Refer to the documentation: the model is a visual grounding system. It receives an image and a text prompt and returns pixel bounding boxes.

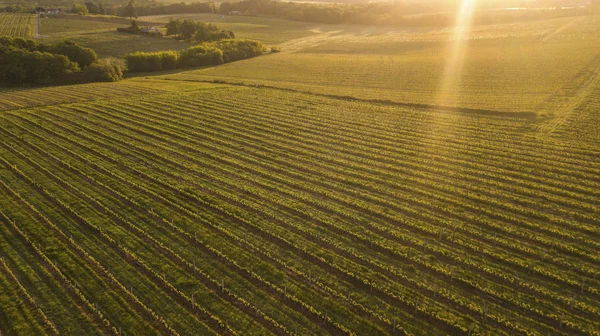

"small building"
[141,27,159,34]
[35,8,61,14]
[229,11,243,16]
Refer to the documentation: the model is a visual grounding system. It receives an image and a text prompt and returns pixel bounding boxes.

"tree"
[179,19,199,40]
[219,2,232,14]
[165,18,181,35]
[43,41,98,68]
[71,4,89,15]
[123,0,137,19]
[98,3,106,14]
[85,2,99,14]
[130,19,140,32]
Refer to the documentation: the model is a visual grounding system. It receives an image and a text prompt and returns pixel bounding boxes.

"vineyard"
[0,82,168,111]
[170,15,600,113]
[0,84,599,335]
[0,13,34,38]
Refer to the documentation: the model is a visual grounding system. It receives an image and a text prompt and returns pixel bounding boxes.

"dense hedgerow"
[166,19,234,42]
[125,39,265,72]
[0,37,123,86]
[124,51,180,72]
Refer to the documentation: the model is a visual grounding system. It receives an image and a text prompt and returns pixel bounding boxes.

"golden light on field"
[436,0,477,107]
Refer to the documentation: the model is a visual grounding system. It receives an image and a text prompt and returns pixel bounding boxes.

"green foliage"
[0,45,79,85]
[125,50,180,72]
[0,36,37,51]
[84,2,100,14]
[213,39,265,62]
[178,45,223,68]
[122,0,137,19]
[270,45,280,53]
[125,39,264,72]
[165,18,180,36]
[71,4,89,16]
[0,37,110,86]
[42,40,98,69]
[82,58,124,82]
[179,19,198,40]
[166,18,235,42]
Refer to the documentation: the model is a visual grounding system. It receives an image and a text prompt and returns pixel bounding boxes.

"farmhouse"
[229,11,243,15]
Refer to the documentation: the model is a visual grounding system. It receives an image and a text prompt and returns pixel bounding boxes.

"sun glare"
[436,0,477,108]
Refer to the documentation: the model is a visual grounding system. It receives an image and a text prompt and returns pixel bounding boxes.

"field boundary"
[158,77,538,118]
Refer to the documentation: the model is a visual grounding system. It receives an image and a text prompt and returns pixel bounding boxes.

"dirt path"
[278,30,343,53]
[541,17,582,42]
[33,14,40,38]
[536,54,600,135]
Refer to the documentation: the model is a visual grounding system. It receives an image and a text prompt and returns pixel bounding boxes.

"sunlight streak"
[436,0,477,107]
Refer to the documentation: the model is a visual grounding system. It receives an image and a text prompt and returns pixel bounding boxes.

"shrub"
[270,45,281,53]
[71,4,89,15]
[125,39,265,73]
[178,45,223,68]
[125,51,180,72]
[214,39,265,62]
[83,58,124,82]
[160,51,179,69]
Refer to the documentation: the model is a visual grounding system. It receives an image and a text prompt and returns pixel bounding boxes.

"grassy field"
[144,13,326,45]
[1,10,600,336]
[0,13,34,37]
[37,15,192,58]
[36,13,318,57]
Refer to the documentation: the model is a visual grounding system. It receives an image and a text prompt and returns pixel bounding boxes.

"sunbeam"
[436,0,477,107]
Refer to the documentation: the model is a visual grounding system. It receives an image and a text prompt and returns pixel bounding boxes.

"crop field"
[0,82,171,111]
[168,16,600,113]
[0,81,599,335]
[36,14,316,57]
[1,8,600,336]
[0,13,34,38]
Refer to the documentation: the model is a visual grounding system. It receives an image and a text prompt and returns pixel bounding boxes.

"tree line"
[165,19,234,41]
[125,39,264,72]
[217,0,592,26]
[0,37,123,86]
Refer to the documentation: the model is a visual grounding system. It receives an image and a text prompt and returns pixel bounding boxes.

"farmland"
[169,16,600,113]
[0,13,34,37]
[1,7,600,336]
